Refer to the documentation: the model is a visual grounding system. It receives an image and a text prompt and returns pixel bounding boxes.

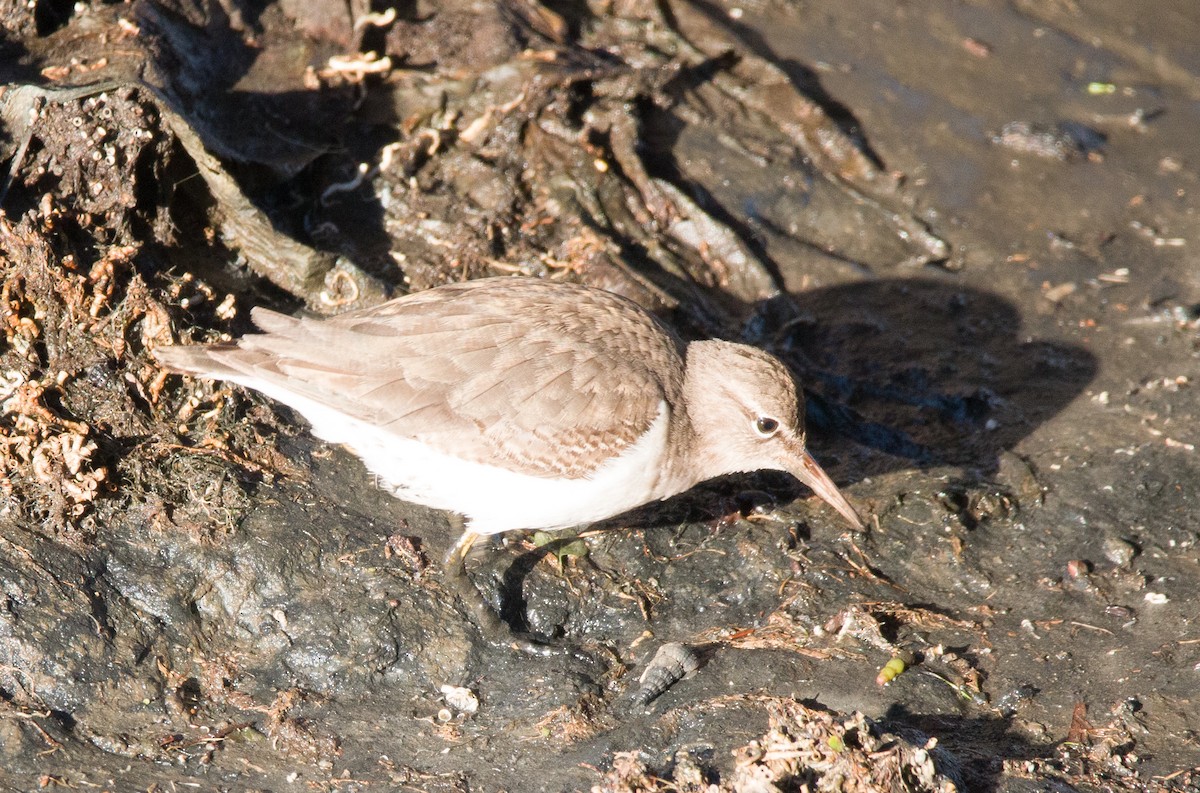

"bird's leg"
[443,520,558,656]
[443,528,501,634]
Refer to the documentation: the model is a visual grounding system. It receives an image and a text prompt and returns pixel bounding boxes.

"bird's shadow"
[611,275,1096,512]
[768,277,1096,478]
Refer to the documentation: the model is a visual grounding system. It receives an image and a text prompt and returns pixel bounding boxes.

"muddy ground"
[0,1,1198,791]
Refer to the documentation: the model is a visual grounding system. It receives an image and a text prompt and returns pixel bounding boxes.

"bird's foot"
[443,530,568,657]
[449,574,563,656]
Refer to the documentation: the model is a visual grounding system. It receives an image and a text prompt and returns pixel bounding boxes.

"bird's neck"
[655,407,701,495]
[657,366,732,496]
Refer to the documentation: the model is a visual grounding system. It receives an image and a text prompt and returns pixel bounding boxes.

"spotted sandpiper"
[155,277,862,643]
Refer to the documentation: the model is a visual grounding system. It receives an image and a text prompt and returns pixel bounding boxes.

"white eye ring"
[754,416,780,437]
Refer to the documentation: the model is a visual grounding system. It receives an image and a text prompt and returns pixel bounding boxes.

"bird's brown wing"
[156,279,686,478]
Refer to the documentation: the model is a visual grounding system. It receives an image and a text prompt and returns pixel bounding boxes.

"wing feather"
[156,279,685,478]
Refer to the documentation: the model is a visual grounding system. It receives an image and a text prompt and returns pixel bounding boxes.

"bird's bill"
[786,446,863,529]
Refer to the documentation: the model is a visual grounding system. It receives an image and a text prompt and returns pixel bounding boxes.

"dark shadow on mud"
[592,278,1093,527]
[671,0,889,171]
[0,32,39,85]
[133,0,399,289]
[496,538,549,635]
[882,706,1056,792]
[780,278,1097,475]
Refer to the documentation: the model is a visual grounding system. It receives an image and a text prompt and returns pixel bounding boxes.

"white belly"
[353,404,672,534]
[242,378,674,534]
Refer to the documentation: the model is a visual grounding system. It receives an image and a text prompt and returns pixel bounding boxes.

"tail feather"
[152,309,387,424]
[153,342,289,383]
[152,344,245,380]
[248,306,305,337]
[155,308,333,380]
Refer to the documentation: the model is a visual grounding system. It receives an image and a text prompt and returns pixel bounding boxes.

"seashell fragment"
[439,684,480,714]
[633,642,700,705]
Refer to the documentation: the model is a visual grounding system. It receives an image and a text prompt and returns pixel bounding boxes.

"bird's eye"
[754,417,780,436]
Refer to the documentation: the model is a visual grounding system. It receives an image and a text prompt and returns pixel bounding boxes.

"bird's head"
[683,340,862,529]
